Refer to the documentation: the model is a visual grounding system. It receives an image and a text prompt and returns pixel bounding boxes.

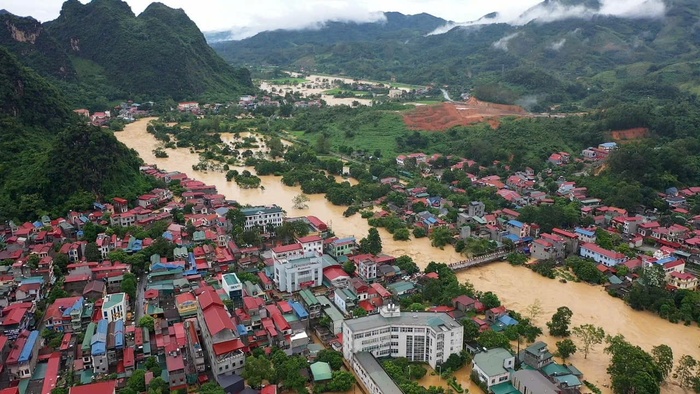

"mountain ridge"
[0,0,253,106]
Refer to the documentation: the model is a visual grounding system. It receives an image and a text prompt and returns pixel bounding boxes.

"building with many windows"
[101,293,127,322]
[240,205,285,231]
[273,255,323,293]
[342,304,463,369]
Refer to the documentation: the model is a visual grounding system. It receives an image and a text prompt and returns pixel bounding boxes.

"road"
[440,88,454,102]
[134,274,148,322]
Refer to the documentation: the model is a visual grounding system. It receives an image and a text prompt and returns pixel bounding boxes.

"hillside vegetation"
[0,0,254,107]
[212,0,700,110]
[0,47,153,221]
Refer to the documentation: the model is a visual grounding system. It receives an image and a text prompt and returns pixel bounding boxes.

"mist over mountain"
[211,0,699,109]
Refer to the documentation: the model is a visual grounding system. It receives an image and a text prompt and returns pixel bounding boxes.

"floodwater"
[118,118,698,394]
[118,118,460,264]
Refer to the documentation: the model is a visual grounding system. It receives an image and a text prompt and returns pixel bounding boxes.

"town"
[1,93,699,394]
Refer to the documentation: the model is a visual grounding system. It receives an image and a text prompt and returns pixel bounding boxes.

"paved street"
[134,274,148,322]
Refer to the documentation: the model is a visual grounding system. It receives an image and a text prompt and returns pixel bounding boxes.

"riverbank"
[116,117,698,393]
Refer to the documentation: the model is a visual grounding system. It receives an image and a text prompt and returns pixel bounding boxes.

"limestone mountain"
[211,0,698,108]
[0,47,152,221]
[0,0,253,105]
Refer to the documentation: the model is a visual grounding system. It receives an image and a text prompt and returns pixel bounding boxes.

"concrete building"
[579,243,628,267]
[101,293,127,322]
[240,205,285,231]
[351,352,402,394]
[472,348,515,389]
[221,273,243,309]
[196,288,246,380]
[512,369,560,394]
[273,255,323,293]
[342,304,463,369]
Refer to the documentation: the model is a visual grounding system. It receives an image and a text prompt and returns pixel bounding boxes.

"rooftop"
[103,293,125,310]
[343,311,460,333]
[353,352,401,393]
[473,348,513,377]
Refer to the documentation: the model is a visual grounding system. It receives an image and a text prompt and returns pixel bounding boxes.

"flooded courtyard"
[117,118,698,393]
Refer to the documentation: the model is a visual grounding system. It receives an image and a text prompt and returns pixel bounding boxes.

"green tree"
[122,272,137,300]
[556,339,577,362]
[139,315,155,332]
[461,319,481,343]
[127,370,147,393]
[359,227,382,255]
[342,261,356,276]
[241,355,272,388]
[675,355,698,389]
[525,299,543,321]
[352,307,368,317]
[507,252,527,266]
[316,350,344,370]
[147,377,168,394]
[429,226,453,248]
[547,306,573,337]
[199,382,225,394]
[605,335,663,394]
[292,194,310,209]
[572,324,605,359]
[650,344,673,382]
[393,227,410,241]
[396,255,420,275]
[477,330,511,350]
[84,242,101,261]
[412,227,427,238]
[480,292,501,309]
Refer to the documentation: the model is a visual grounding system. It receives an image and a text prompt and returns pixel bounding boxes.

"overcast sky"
[3,0,666,40]
[3,0,542,35]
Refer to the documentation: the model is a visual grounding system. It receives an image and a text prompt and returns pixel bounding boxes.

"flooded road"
[118,118,697,393]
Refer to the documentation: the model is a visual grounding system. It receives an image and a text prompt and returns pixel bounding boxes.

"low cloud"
[549,38,567,51]
[430,0,666,36]
[492,32,521,51]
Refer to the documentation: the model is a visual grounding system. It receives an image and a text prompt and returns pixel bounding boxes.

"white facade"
[274,256,323,293]
[298,236,323,256]
[472,348,516,388]
[101,293,127,323]
[241,206,285,231]
[342,305,463,369]
[358,259,377,281]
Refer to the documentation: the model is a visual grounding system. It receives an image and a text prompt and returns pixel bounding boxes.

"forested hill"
[0,0,253,107]
[209,12,448,67]
[0,47,152,221]
[211,0,700,109]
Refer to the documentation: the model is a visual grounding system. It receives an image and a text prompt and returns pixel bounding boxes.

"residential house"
[101,293,127,322]
[511,369,560,394]
[452,295,477,312]
[669,272,698,291]
[472,348,515,389]
[522,341,554,369]
[325,237,357,258]
[579,243,628,267]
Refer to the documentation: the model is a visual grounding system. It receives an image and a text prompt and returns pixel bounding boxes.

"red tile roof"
[42,353,61,394]
[198,289,224,310]
[212,338,246,356]
[69,380,116,394]
[272,243,302,254]
[165,343,185,372]
[297,235,322,243]
[123,347,135,368]
[203,306,235,336]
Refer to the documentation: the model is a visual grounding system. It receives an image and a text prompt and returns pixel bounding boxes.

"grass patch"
[266,77,308,85]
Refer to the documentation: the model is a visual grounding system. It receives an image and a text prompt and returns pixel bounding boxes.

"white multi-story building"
[274,255,323,293]
[357,258,377,281]
[342,304,463,369]
[240,205,285,231]
[221,273,243,308]
[101,293,127,322]
[297,235,323,256]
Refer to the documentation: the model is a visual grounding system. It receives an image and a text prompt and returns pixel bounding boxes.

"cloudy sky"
[3,0,666,40]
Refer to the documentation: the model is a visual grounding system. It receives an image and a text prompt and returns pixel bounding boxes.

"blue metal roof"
[63,297,85,317]
[289,300,309,319]
[237,324,248,336]
[19,331,39,363]
[575,228,595,237]
[33,221,43,228]
[498,315,518,326]
[507,220,524,228]
[183,269,199,276]
[162,231,174,240]
[188,252,196,265]
[655,257,676,265]
[20,277,44,285]
[504,234,520,242]
[94,202,106,211]
[114,320,124,349]
[91,319,108,356]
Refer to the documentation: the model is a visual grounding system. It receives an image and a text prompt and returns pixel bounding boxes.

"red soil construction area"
[403,98,529,131]
[610,127,650,142]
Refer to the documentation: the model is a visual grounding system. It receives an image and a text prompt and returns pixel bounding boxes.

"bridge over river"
[448,250,509,271]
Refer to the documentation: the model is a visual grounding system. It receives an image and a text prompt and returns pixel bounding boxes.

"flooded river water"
[117,118,697,393]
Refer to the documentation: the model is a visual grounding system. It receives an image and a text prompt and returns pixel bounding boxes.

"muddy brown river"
[117,118,696,393]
